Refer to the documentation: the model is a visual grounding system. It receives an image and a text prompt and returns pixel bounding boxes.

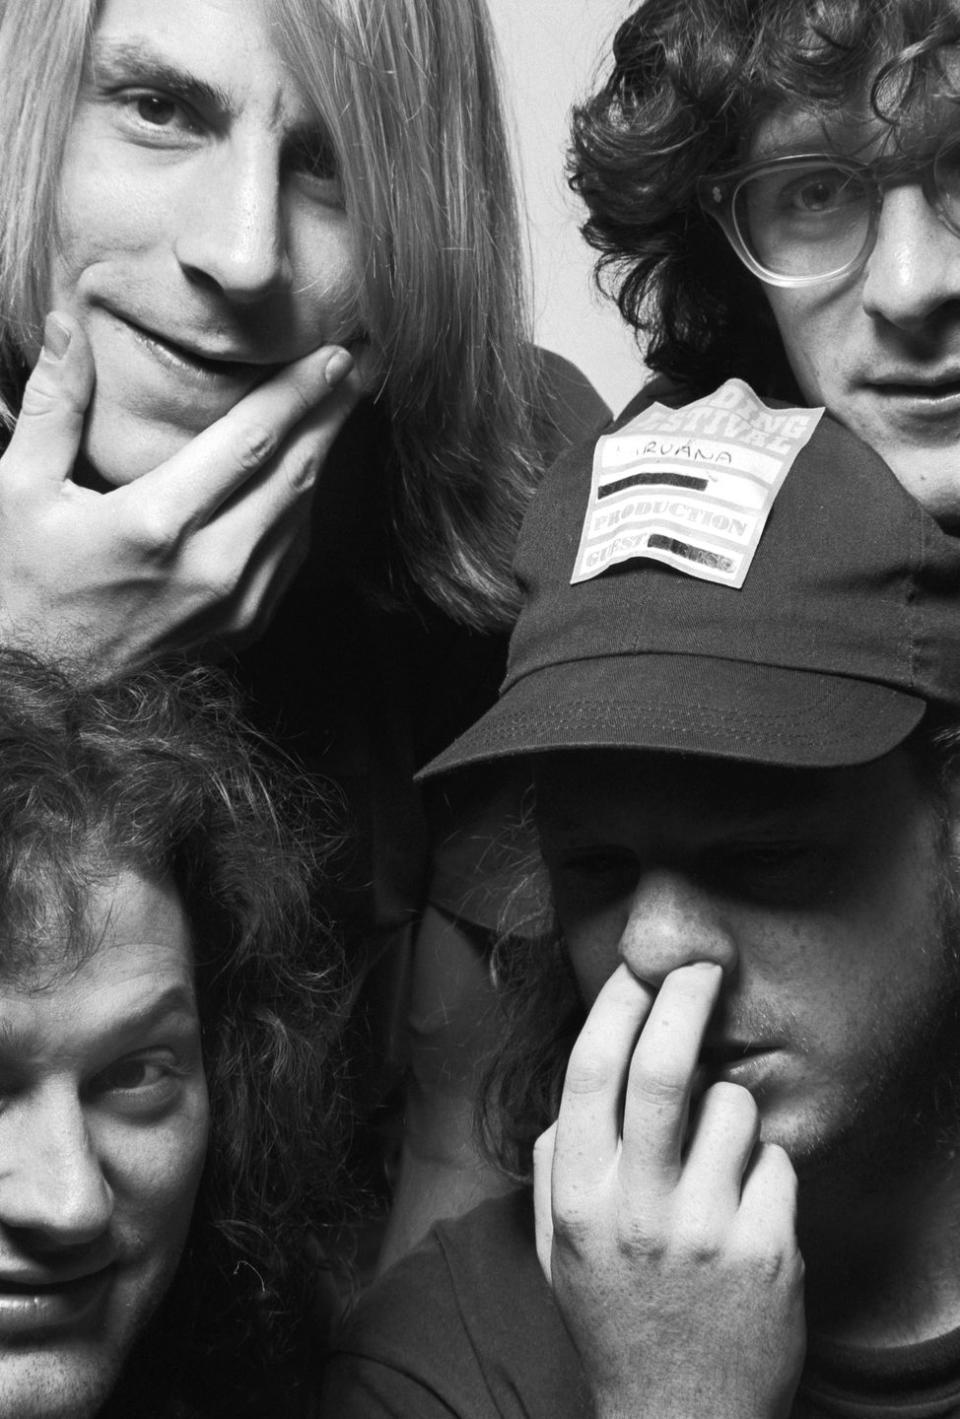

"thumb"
[3,312,94,489]
[533,1120,559,1285]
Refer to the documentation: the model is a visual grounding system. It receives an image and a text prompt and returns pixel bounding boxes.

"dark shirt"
[323,1191,960,1419]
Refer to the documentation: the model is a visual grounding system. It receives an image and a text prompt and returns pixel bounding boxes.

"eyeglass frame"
[696,138,960,289]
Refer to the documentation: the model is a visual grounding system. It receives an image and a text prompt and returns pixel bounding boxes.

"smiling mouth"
[124,318,262,381]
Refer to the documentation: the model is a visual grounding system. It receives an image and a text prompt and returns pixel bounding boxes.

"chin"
[0,1351,120,1419]
[81,409,203,488]
[877,446,960,530]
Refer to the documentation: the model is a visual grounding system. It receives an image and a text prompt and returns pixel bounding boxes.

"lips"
[126,319,259,376]
[699,1041,768,1068]
[0,1267,113,1337]
[866,371,960,400]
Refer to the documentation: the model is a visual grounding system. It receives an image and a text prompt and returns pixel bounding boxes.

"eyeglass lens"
[733,140,960,280]
[733,162,871,280]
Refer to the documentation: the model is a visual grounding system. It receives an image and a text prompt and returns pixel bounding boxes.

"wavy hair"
[570,0,960,394]
[0,649,346,1417]
[0,0,546,631]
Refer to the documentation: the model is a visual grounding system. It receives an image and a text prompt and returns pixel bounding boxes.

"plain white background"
[486,0,649,415]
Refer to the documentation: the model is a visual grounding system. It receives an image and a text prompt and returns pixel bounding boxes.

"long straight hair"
[0,0,546,627]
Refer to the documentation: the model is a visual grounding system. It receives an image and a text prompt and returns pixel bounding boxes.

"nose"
[173,140,291,302]
[0,1087,113,1246]
[861,183,960,330]
[618,868,738,990]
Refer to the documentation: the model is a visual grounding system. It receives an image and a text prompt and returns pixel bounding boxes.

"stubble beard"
[790,853,960,1199]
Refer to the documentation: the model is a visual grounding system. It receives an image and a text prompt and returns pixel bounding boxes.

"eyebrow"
[85,36,335,151]
[86,38,236,118]
[0,983,199,1061]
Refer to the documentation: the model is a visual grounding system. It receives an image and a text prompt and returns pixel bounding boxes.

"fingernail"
[42,314,71,360]
[324,348,354,389]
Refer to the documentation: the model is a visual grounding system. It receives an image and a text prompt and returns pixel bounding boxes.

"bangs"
[732,0,960,150]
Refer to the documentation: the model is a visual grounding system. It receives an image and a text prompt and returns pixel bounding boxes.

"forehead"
[747,70,960,164]
[747,101,882,162]
[88,0,316,127]
[0,868,194,1004]
[533,748,922,844]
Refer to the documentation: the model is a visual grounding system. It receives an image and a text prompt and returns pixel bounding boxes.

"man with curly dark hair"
[0,649,345,1419]
[571,0,960,523]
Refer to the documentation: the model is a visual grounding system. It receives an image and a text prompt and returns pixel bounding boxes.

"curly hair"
[570,0,960,394]
[0,649,347,1417]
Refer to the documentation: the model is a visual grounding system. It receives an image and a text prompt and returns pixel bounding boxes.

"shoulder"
[540,370,692,490]
[532,348,611,461]
[321,1191,590,1419]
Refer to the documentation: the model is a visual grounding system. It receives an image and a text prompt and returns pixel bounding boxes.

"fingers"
[739,1142,799,1250]
[681,1081,761,1215]
[141,342,361,529]
[533,1121,558,1284]
[2,312,94,491]
[621,961,723,1190]
[554,964,656,1177]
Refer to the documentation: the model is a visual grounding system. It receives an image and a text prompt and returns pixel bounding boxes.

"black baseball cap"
[421,398,960,777]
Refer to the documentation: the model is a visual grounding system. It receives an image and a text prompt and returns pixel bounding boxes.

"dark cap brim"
[417,655,927,780]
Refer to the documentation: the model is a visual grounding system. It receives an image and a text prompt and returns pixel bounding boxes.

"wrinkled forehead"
[0,855,190,994]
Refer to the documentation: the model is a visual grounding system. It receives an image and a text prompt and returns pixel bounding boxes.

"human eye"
[114,90,203,144]
[548,845,638,898]
[286,130,344,205]
[776,165,862,215]
[715,840,827,902]
[89,1052,184,1116]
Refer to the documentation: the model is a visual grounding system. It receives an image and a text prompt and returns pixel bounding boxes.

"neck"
[800,1143,960,1348]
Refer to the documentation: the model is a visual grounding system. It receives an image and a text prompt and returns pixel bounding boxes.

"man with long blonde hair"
[0,0,607,1260]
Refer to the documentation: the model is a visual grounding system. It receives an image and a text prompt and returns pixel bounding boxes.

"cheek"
[55,136,158,292]
[117,1086,210,1248]
[288,214,362,342]
[763,289,840,403]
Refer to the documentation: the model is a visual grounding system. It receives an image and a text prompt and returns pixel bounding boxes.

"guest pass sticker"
[571,380,824,588]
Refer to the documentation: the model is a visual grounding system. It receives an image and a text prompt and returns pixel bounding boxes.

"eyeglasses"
[697,136,960,287]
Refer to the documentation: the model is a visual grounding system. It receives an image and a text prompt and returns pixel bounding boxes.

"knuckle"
[632,1064,688,1110]
[563,1053,621,1098]
[670,1216,722,1264]
[235,421,281,474]
[550,1201,596,1255]
[124,506,182,559]
[619,1220,668,1262]
[734,1241,796,1288]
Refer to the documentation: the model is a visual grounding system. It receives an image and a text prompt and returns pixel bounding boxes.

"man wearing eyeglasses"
[323,4,960,1416]
[571,0,960,528]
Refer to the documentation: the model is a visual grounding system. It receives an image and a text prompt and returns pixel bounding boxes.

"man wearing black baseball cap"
[324,386,960,1419]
